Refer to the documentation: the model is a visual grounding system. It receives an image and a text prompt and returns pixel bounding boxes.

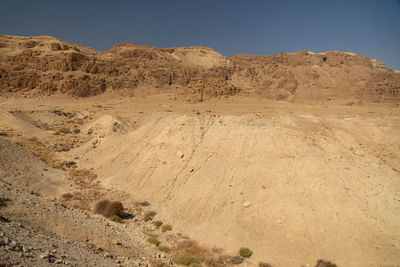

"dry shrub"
[175,240,208,263]
[61,193,73,199]
[153,220,163,227]
[105,201,124,217]
[110,215,123,223]
[259,262,273,267]
[28,136,38,142]
[161,224,172,232]
[144,210,157,221]
[158,245,170,253]
[56,127,71,134]
[147,236,160,246]
[174,254,199,266]
[315,259,337,267]
[94,199,110,214]
[94,199,124,218]
[69,168,98,188]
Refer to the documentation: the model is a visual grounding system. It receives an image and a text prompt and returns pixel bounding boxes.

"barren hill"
[1,93,399,266]
[1,35,399,102]
[1,35,400,267]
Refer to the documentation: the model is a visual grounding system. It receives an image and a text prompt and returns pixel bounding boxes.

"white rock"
[242,201,251,208]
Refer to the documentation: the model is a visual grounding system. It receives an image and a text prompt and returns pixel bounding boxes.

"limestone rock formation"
[0,35,399,102]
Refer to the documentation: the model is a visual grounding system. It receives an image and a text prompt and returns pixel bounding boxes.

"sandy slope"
[0,94,399,266]
[69,101,400,266]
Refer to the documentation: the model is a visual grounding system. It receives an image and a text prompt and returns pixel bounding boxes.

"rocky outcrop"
[0,35,399,102]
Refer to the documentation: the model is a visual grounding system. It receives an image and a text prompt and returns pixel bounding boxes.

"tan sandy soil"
[0,93,399,266]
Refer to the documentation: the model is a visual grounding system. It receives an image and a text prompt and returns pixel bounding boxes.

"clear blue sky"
[1,0,400,69]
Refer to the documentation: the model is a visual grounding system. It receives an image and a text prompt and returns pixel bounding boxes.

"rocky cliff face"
[1,35,399,102]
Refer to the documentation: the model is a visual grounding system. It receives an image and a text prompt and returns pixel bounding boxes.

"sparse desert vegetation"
[315,259,338,267]
[144,210,157,221]
[94,199,124,218]
[147,236,160,246]
[153,220,163,227]
[28,136,38,142]
[259,262,273,267]
[239,247,253,258]
[157,245,170,253]
[110,214,123,223]
[160,224,172,232]
[174,254,200,266]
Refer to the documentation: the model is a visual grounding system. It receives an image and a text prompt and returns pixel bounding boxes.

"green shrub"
[57,161,67,169]
[315,259,337,267]
[239,247,253,258]
[147,236,159,246]
[28,136,38,142]
[157,245,170,253]
[144,210,157,221]
[153,220,163,227]
[174,255,199,266]
[110,215,123,223]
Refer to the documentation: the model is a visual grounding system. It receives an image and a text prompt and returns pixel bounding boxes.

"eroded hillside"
[0,94,399,266]
[1,35,400,267]
[0,35,399,102]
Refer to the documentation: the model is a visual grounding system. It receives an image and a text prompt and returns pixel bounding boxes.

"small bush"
[147,236,159,246]
[56,127,71,134]
[62,193,73,199]
[104,201,124,217]
[157,245,170,253]
[174,255,199,266]
[110,215,123,223]
[28,136,38,142]
[94,200,124,218]
[94,199,110,214]
[259,262,273,267]
[65,161,77,168]
[153,220,163,227]
[144,210,157,221]
[315,259,337,267]
[161,224,172,232]
[57,161,67,169]
[239,247,253,258]
[0,132,8,137]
